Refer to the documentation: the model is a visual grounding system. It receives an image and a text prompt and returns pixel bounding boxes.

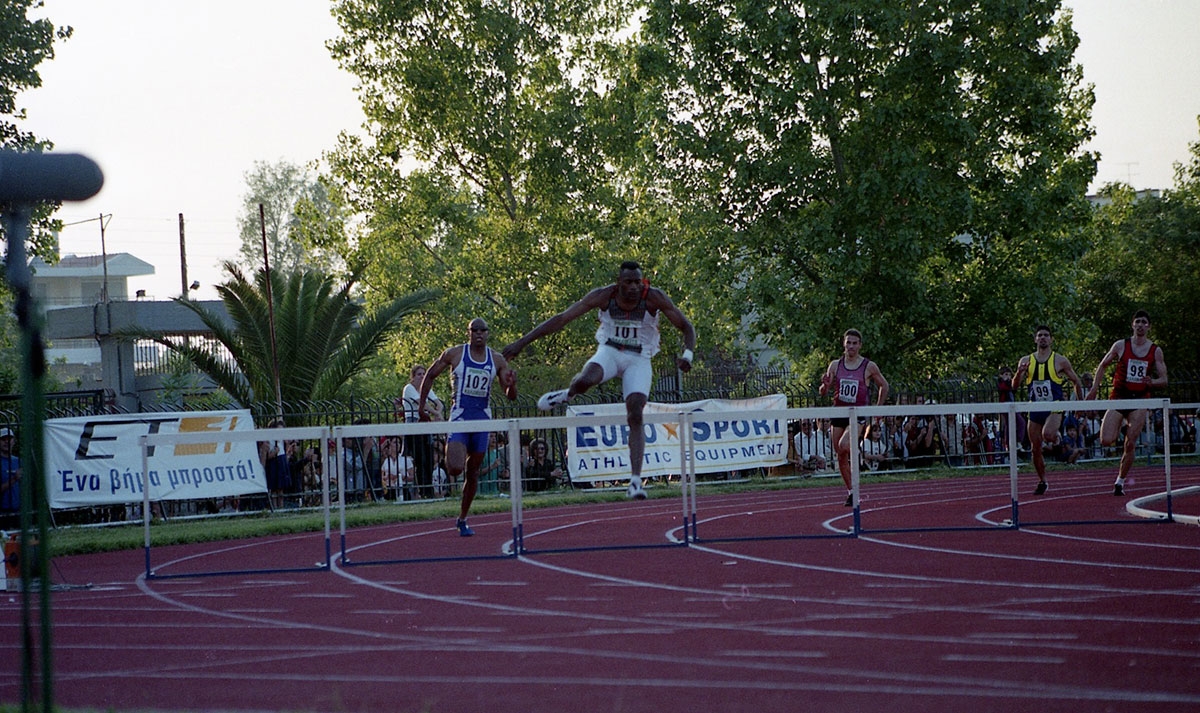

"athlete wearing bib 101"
[830,357,870,428]
[588,289,661,399]
[1023,350,1066,425]
[449,344,497,453]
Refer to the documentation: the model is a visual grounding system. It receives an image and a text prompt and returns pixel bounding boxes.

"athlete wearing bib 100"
[449,344,496,453]
[830,357,870,428]
[1024,350,1066,425]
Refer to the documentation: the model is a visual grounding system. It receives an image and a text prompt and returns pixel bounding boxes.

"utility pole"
[260,203,283,420]
[178,213,188,298]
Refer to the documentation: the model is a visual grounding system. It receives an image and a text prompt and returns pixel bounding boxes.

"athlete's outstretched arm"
[502,286,610,361]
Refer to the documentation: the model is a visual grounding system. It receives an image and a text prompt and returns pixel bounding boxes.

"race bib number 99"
[1030,379,1054,402]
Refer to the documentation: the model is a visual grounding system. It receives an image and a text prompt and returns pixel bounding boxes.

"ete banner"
[43,410,266,509]
[565,394,788,482]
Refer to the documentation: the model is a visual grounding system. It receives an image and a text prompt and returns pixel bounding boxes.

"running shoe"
[844,492,854,507]
[626,478,647,500]
[456,518,475,537]
[1034,480,1048,495]
[1113,482,1124,497]
[537,389,570,411]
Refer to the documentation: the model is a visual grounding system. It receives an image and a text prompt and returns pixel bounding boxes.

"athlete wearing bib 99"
[1011,326,1085,496]
[1022,350,1066,425]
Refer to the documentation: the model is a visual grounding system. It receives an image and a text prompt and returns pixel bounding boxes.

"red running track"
[3,464,1199,713]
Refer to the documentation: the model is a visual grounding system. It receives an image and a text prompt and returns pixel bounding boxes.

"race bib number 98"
[1125,358,1149,383]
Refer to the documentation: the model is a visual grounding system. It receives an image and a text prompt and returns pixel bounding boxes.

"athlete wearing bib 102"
[830,357,871,428]
[449,344,497,453]
[1023,350,1066,425]
[587,289,661,399]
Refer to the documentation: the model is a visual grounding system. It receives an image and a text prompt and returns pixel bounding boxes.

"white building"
[30,252,154,382]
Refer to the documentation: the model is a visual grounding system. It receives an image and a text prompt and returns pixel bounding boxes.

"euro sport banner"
[43,410,267,508]
[565,395,788,482]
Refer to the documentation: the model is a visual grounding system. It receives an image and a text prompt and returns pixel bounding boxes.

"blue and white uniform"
[449,345,496,452]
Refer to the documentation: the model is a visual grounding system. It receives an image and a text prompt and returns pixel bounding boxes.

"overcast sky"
[17,0,1200,301]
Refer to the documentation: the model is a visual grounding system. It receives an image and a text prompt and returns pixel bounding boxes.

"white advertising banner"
[44,410,267,508]
[565,395,789,482]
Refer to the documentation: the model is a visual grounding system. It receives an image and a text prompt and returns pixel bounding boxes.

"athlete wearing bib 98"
[1085,310,1168,497]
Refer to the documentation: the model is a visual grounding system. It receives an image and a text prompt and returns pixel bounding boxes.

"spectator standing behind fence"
[524,438,563,492]
[942,413,965,466]
[962,412,988,466]
[1085,310,1168,497]
[819,329,889,507]
[397,364,443,499]
[860,426,891,472]
[479,432,508,495]
[259,420,292,509]
[379,437,409,500]
[996,365,1027,459]
[792,419,828,474]
[904,398,945,469]
[1010,325,1085,496]
[0,428,21,530]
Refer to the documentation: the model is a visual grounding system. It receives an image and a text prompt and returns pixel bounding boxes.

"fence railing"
[6,372,1198,528]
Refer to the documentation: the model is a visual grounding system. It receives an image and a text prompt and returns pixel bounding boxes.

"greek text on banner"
[43,410,267,509]
[566,395,788,482]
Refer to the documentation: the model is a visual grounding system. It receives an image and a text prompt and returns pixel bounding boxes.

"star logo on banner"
[663,422,679,440]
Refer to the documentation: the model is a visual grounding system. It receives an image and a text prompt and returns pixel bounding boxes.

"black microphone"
[0,151,104,203]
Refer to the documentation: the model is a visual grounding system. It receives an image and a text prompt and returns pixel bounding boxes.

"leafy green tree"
[235,159,345,275]
[636,0,1097,378]
[120,263,440,410]
[0,0,73,264]
[1078,120,1200,373]
[325,0,706,391]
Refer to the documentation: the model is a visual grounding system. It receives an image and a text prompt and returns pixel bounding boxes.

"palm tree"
[123,262,439,409]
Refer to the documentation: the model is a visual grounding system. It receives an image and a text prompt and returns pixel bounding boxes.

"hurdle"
[139,425,334,580]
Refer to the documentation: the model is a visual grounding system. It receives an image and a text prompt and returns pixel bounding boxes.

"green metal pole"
[4,206,53,713]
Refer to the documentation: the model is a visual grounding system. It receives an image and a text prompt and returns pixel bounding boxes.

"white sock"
[1114,476,1125,485]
